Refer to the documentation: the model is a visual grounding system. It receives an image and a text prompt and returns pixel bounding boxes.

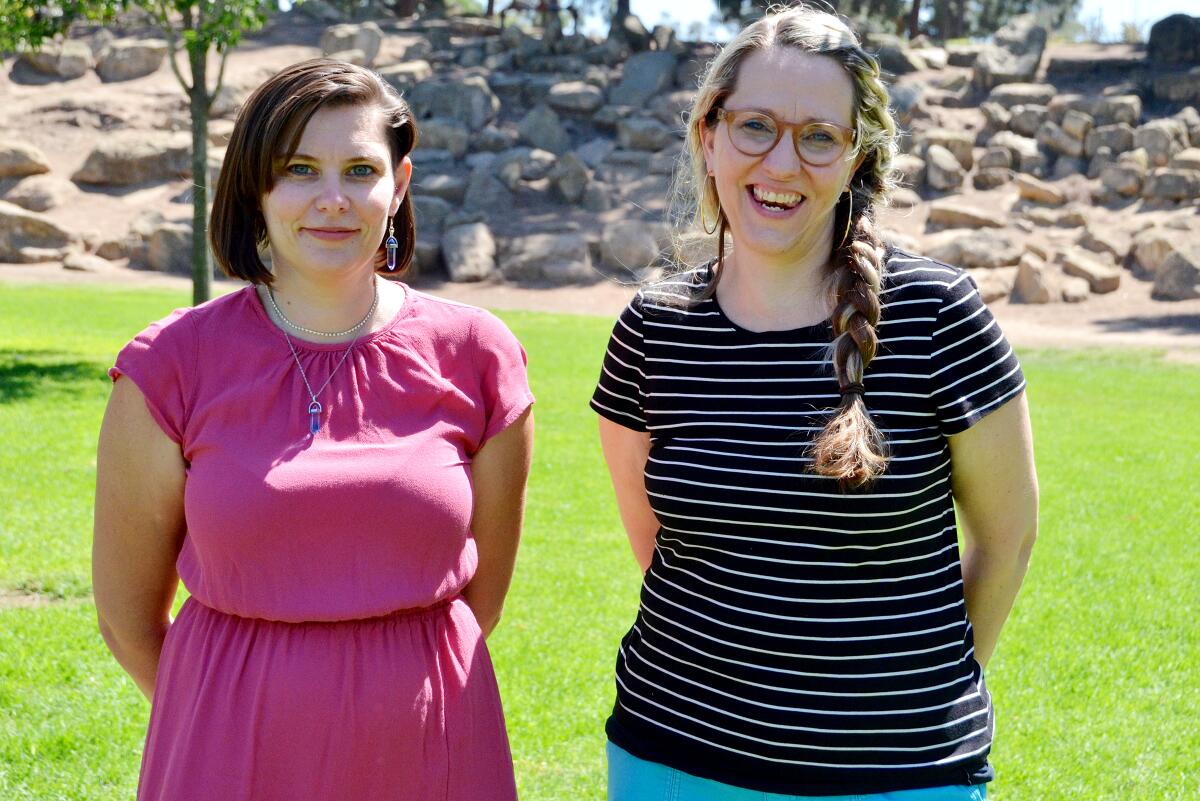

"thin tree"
[1,0,273,305]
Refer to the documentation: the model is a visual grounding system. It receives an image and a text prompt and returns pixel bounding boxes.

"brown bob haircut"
[210,58,419,283]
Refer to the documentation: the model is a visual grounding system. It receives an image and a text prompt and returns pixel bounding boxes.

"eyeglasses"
[714,108,856,167]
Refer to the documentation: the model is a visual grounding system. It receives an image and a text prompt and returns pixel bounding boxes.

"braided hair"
[670,5,899,489]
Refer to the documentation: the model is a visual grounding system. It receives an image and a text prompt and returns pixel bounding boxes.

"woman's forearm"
[961,532,1035,669]
[98,616,168,701]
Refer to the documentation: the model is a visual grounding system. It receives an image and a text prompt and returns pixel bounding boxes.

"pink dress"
[110,285,535,801]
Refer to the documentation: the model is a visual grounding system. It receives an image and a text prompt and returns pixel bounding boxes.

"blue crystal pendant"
[385,235,399,271]
[307,400,323,435]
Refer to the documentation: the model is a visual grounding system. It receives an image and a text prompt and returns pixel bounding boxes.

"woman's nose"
[314,178,350,212]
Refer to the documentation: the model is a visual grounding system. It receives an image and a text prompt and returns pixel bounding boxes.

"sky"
[581,0,1197,41]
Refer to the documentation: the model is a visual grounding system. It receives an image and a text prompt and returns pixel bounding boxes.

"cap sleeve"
[471,310,535,451]
[590,294,647,432]
[930,272,1026,436]
[108,308,195,444]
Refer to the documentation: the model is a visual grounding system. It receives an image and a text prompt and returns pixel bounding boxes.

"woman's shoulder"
[402,287,519,349]
[630,265,712,315]
[881,246,977,307]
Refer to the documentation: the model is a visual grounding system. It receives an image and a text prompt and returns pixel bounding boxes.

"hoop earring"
[701,178,720,236]
[838,191,854,250]
[385,216,398,272]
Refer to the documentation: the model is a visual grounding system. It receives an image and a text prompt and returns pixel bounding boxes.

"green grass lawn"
[1,283,1197,800]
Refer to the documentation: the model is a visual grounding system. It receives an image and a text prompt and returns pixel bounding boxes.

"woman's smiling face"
[701,47,861,269]
[262,103,410,280]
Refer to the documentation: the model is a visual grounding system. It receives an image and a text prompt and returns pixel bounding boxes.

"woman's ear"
[699,119,716,175]
[390,156,413,217]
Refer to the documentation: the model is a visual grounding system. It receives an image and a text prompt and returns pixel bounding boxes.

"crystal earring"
[385,217,398,272]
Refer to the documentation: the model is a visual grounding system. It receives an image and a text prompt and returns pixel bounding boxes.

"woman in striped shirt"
[591,6,1038,800]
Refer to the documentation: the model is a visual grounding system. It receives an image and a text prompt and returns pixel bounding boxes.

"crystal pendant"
[308,400,323,435]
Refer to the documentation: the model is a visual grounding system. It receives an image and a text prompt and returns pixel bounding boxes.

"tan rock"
[1142,168,1200,201]
[1061,275,1091,302]
[2,174,75,212]
[1132,228,1186,276]
[72,132,191,185]
[96,39,167,82]
[978,147,1013,169]
[1152,248,1200,300]
[928,199,1005,229]
[0,200,77,262]
[973,168,1012,189]
[63,251,116,272]
[0,140,52,179]
[891,154,926,189]
[1036,120,1084,158]
[1015,174,1065,205]
[1078,226,1130,262]
[889,187,922,208]
[916,129,974,170]
[927,230,1021,268]
[1171,148,1200,170]
[925,145,965,191]
[968,266,1017,302]
[1011,252,1055,303]
[442,223,496,282]
[17,40,93,79]
[1061,109,1094,141]
[1100,164,1144,197]
[1061,247,1120,293]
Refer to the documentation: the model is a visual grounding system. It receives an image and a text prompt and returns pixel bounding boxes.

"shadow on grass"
[0,350,109,405]
[1096,314,1200,337]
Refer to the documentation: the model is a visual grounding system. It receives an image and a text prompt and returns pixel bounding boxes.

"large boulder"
[408,76,500,131]
[96,39,167,82]
[599,220,662,276]
[546,81,605,114]
[0,140,51,179]
[517,105,570,155]
[2,175,76,212]
[17,40,93,79]
[925,145,965,191]
[442,223,496,282]
[927,230,1022,269]
[1134,119,1189,166]
[928,199,1004,229]
[1153,67,1200,104]
[1142,168,1200,201]
[1061,248,1120,294]
[549,153,591,204]
[0,200,76,262]
[1011,252,1056,303]
[609,51,677,106]
[1084,123,1135,158]
[377,61,433,94]
[1152,248,1200,300]
[72,132,191,185]
[415,174,468,205]
[499,233,592,283]
[915,128,974,170]
[973,15,1047,90]
[320,22,383,66]
[617,117,673,152]
[463,167,514,213]
[986,82,1056,109]
[418,118,470,160]
[145,221,193,274]
[1132,227,1187,275]
[1147,14,1200,66]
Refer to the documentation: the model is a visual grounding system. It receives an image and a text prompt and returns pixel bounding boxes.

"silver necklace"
[272,281,380,435]
[266,280,378,338]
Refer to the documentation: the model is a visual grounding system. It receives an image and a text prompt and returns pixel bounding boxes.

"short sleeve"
[109,309,195,444]
[590,294,647,431]
[929,272,1026,436]
[472,310,535,450]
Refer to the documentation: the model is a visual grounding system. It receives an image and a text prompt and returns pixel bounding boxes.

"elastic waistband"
[185,594,460,626]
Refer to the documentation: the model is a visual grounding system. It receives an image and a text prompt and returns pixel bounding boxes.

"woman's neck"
[717,247,834,333]
[260,270,392,343]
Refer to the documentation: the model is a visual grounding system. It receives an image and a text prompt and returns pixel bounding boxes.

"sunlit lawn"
[0,283,1196,800]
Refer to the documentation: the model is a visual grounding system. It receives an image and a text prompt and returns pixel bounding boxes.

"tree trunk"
[906,0,922,38]
[189,41,211,306]
[613,0,630,25]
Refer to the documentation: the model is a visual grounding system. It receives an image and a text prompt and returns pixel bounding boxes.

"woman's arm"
[463,407,534,638]
[597,416,658,572]
[948,391,1039,669]
[93,378,188,700]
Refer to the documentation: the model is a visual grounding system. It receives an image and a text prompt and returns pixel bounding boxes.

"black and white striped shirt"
[590,251,1026,795]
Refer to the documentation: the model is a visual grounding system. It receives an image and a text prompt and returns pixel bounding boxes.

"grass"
[1,283,1198,799]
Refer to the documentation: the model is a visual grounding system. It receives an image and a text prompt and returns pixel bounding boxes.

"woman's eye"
[348,165,376,177]
[287,164,315,176]
[743,118,775,134]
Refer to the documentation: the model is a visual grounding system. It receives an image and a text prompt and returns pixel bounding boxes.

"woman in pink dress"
[92,59,534,801]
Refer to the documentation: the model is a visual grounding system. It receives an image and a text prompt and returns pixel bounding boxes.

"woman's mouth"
[303,227,358,241]
[749,185,805,215]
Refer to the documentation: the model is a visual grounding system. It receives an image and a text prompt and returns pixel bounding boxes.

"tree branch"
[207,47,230,112]
[155,0,193,93]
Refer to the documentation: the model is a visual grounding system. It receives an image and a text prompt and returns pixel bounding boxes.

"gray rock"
[146,221,193,275]
[499,233,592,283]
[2,174,76,212]
[1088,146,1113,179]
[1097,95,1141,127]
[517,105,570,155]
[1078,225,1130,261]
[408,76,500,131]
[0,200,76,262]
[96,39,167,82]
[973,14,1048,90]
[1061,109,1094,141]
[1172,148,1200,170]
[1009,104,1049,138]
[1015,173,1065,205]
[651,89,695,131]
[1153,67,1200,104]
[1134,119,1189,167]
[442,223,496,282]
[1061,247,1120,293]
[320,22,383,65]
[618,117,673,152]
[600,219,661,275]
[981,102,1012,132]
[987,82,1058,109]
[891,153,926,189]
[876,43,927,75]
[988,131,1044,174]
[463,168,514,212]
[925,145,965,191]
[95,238,128,260]
[575,138,617,169]
[609,51,677,106]
[418,117,470,160]
[979,147,1013,170]
[1147,13,1200,66]
[1152,247,1200,300]
[1011,252,1056,303]
[1100,164,1145,197]
[1175,106,1200,147]
[409,149,454,170]
[890,187,922,208]
[927,199,1005,229]
[581,181,613,211]
[887,82,925,128]
[413,195,454,234]
[1036,120,1084,158]
[973,168,1012,189]
[547,81,605,114]
[549,153,590,204]
[1084,123,1135,158]
[1142,168,1200,201]
[916,128,974,170]
[928,230,1022,269]
[72,132,191,185]
[378,61,433,94]
[416,174,468,205]
[1052,156,1087,179]
[969,266,1018,302]
[471,125,517,153]
[0,140,52,179]
[18,40,92,79]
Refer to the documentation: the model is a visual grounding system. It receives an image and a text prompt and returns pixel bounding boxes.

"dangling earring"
[838,191,854,249]
[701,177,720,236]
[385,216,398,272]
